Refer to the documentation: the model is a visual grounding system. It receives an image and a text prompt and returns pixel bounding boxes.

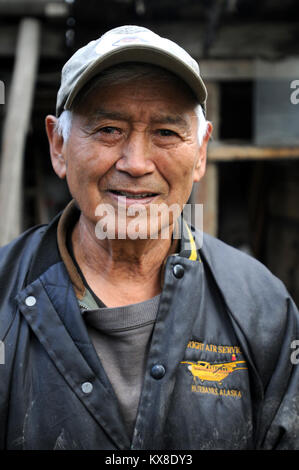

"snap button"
[81,382,93,394]
[151,364,166,379]
[25,296,36,307]
[173,264,184,279]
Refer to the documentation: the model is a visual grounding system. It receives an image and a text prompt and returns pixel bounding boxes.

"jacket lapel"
[16,263,131,450]
[131,234,205,449]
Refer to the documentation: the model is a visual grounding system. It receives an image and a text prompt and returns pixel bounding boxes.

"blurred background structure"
[0,0,299,304]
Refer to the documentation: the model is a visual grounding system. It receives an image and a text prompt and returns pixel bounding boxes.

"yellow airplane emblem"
[181,360,247,383]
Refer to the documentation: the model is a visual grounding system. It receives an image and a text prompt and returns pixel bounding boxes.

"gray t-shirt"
[82,293,161,438]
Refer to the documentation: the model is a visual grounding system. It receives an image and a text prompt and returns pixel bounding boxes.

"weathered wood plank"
[0,18,41,246]
[152,22,299,60]
[201,57,299,81]
[208,142,299,161]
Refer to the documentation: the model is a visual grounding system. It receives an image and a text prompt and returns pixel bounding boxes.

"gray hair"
[55,63,209,145]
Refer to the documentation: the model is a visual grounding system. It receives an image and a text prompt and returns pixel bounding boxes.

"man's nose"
[115,131,155,177]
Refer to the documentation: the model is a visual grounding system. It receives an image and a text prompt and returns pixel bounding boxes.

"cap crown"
[56,25,206,116]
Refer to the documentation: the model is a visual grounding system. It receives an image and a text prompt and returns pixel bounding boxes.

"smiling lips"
[108,189,159,205]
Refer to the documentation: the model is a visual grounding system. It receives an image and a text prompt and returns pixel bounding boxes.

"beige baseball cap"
[56,25,207,116]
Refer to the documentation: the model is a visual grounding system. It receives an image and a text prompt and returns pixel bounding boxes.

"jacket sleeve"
[258,296,299,449]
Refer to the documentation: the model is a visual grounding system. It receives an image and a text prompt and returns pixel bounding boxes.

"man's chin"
[93,200,182,241]
[94,221,174,242]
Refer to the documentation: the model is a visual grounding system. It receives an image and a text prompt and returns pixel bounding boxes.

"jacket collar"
[54,200,201,295]
[26,199,201,287]
[25,211,62,286]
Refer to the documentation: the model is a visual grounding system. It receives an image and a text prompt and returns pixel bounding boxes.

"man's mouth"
[108,190,158,200]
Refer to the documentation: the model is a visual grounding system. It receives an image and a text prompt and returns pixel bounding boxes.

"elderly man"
[0,25,299,451]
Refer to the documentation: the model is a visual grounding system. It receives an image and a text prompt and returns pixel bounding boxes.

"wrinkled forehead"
[72,80,198,135]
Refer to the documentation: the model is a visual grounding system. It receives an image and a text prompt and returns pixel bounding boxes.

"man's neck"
[71,213,176,307]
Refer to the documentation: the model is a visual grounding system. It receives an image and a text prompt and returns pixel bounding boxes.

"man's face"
[49,76,210,239]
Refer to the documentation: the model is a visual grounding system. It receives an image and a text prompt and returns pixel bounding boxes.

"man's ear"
[193,121,213,183]
[45,115,67,179]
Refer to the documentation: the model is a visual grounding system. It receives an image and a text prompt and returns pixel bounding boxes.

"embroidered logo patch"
[181,340,248,398]
[181,360,247,383]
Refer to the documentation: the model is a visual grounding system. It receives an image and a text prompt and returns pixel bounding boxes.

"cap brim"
[64,45,207,113]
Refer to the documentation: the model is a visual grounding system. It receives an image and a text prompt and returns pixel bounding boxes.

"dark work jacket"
[0,211,299,450]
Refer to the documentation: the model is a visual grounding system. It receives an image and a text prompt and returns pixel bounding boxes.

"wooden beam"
[203,22,299,60]
[152,21,299,60]
[0,18,41,246]
[200,59,254,81]
[200,57,299,81]
[208,142,299,161]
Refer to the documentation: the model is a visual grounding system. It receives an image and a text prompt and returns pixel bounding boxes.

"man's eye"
[99,126,120,135]
[157,129,178,137]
